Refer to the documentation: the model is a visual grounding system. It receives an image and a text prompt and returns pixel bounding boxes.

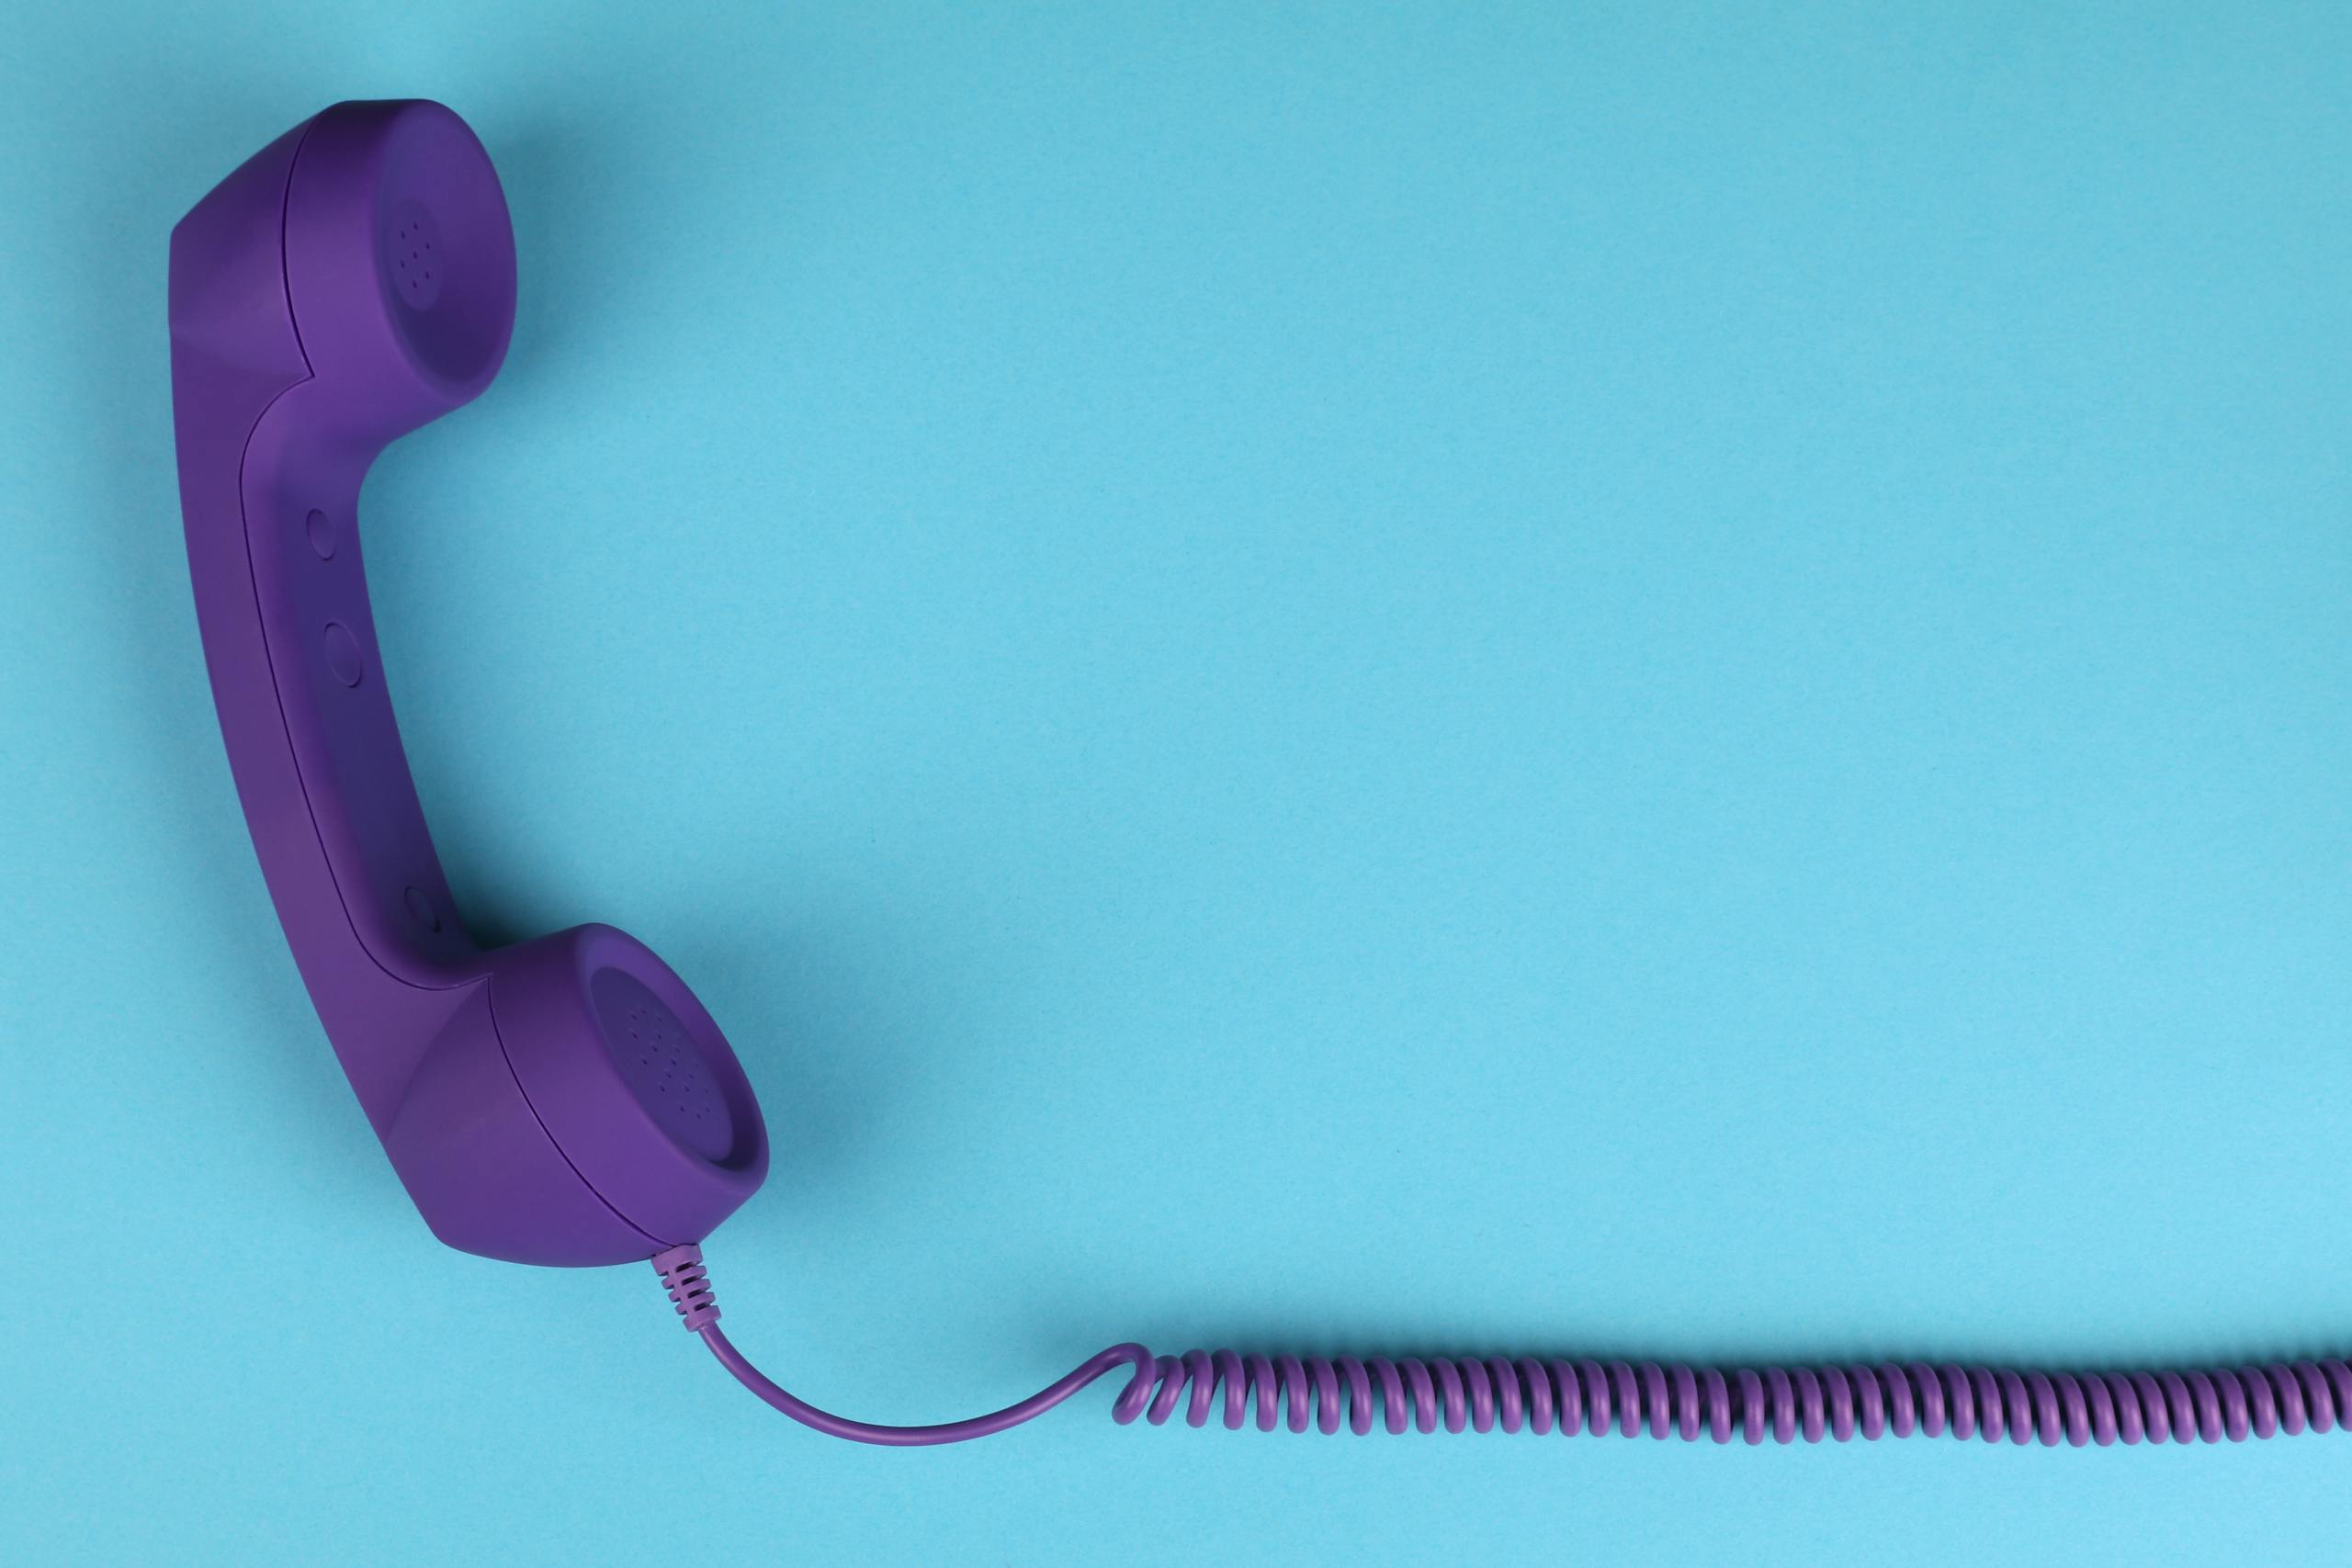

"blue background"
[4,2,2348,1562]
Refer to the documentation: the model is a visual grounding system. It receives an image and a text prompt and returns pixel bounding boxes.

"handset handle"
[171,111,485,1135]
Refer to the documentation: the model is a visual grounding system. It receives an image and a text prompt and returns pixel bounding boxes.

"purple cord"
[655,1246,2352,1448]
[655,1243,1149,1444]
[700,1327,1155,1447]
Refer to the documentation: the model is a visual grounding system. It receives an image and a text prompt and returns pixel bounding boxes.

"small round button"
[305,508,336,559]
[322,622,364,687]
[403,886,442,933]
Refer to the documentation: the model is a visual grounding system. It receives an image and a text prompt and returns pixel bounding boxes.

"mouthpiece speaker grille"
[387,201,444,310]
[590,967,733,1161]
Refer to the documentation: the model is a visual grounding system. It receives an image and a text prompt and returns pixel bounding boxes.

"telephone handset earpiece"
[171,99,766,1266]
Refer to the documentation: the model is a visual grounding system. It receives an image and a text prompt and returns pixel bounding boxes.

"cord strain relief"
[651,1242,720,1331]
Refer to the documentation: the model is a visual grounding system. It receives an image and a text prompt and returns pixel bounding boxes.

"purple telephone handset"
[175,102,2352,1451]
[170,100,767,1267]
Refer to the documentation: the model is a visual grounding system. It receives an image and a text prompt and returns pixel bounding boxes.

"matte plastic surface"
[169,100,768,1263]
